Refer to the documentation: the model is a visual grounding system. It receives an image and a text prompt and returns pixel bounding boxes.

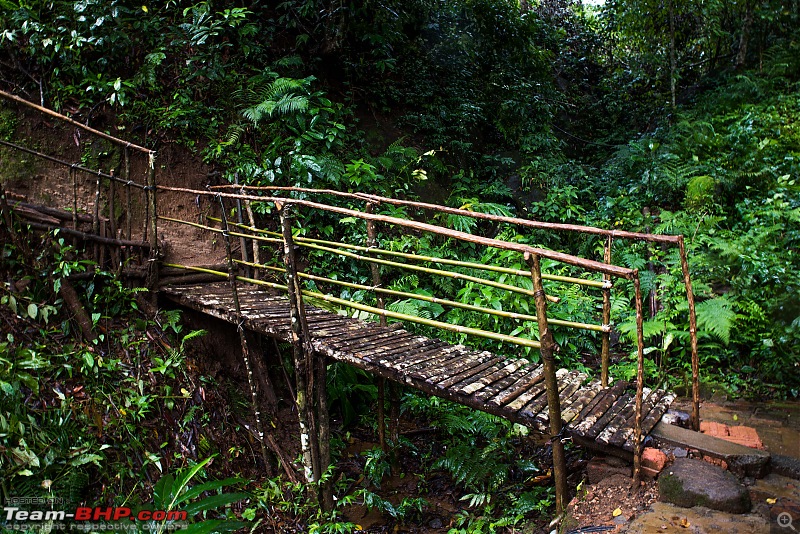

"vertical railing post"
[92,169,101,265]
[217,195,271,470]
[526,252,567,514]
[123,148,131,268]
[71,165,79,249]
[601,236,613,387]
[678,236,700,431]
[632,273,646,486]
[280,203,332,509]
[146,151,159,294]
[365,202,391,452]
[109,169,119,272]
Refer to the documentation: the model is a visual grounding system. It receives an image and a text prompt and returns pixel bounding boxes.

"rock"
[771,454,800,480]
[662,409,690,428]
[428,518,443,529]
[659,458,751,514]
[673,447,688,458]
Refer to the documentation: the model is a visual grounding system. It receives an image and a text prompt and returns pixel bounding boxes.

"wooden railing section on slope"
[0,91,701,513]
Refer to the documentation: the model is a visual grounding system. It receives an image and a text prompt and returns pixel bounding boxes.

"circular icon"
[778,512,795,530]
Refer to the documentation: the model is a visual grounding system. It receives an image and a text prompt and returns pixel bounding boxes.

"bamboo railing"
[155,184,654,511]
[211,183,701,434]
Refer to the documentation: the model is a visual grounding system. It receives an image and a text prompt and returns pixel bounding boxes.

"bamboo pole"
[159,216,283,244]
[298,239,561,303]
[210,216,610,289]
[279,205,320,487]
[632,274,645,486]
[109,169,120,271]
[157,186,637,280]
[526,252,567,514]
[0,139,146,188]
[0,90,153,154]
[366,204,389,453]
[124,148,132,268]
[299,289,543,349]
[23,222,150,248]
[244,196,260,280]
[217,196,272,470]
[601,236,613,387]
[232,259,607,333]
[146,152,159,295]
[678,237,700,431]
[210,184,683,245]
[71,166,78,249]
[92,170,101,264]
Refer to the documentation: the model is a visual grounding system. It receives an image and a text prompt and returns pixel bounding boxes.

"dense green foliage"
[2,0,800,531]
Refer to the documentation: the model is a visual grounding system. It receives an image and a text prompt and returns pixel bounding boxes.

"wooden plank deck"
[162,282,675,454]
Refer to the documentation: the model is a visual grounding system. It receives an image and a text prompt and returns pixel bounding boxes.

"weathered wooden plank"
[596,388,653,446]
[419,349,488,385]
[560,380,604,424]
[379,340,452,370]
[530,372,588,427]
[521,370,582,419]
[583,393,632,440]
[621,391,677,452]
[485,366,545,407]
[346,333,429,362]
[474,362,538,402]
[458,358,529,396]
[404,347,470,382]
[568,381,628,436]
[605,388,662,448]
[507,368,569,412]
[438,353,505,388]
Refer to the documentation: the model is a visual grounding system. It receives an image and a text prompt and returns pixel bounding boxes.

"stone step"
[650,421,770,478]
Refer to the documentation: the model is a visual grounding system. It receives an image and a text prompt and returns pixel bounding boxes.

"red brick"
[727,425,766,450]
[702,455,729,470]
[641,447,668,474]
[700,420,730,437]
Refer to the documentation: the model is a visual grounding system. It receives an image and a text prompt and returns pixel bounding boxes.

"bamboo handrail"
[156,186,637,280]
[208,216,611,290]
[0,90,153,154]
[209,184,682,244]
[163,262,543,349]
[233,258,610,333]
[0,139,147,189]
[296,238,562,304]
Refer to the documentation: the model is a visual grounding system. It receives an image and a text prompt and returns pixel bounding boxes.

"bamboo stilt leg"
[678,237,700,431]
[526,252,567,514]
[632,274,645,487]
[218,196,272,470]
[279,204,320,488]
[601,236,613,387]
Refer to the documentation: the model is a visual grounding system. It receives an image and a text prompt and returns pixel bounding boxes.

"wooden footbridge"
[0,90,702,512]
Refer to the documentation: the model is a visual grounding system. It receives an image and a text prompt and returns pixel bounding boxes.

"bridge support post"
[145,152,159,298]
[678,237,701,432]
[526,252,568,514]
[279,204,333,510]
[365,203,394,454]
[632,274,646,486]
[601,236,613,387]
[217,196,273,472]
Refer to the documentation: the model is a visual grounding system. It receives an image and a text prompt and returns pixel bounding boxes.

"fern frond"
[694,297,735,344]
